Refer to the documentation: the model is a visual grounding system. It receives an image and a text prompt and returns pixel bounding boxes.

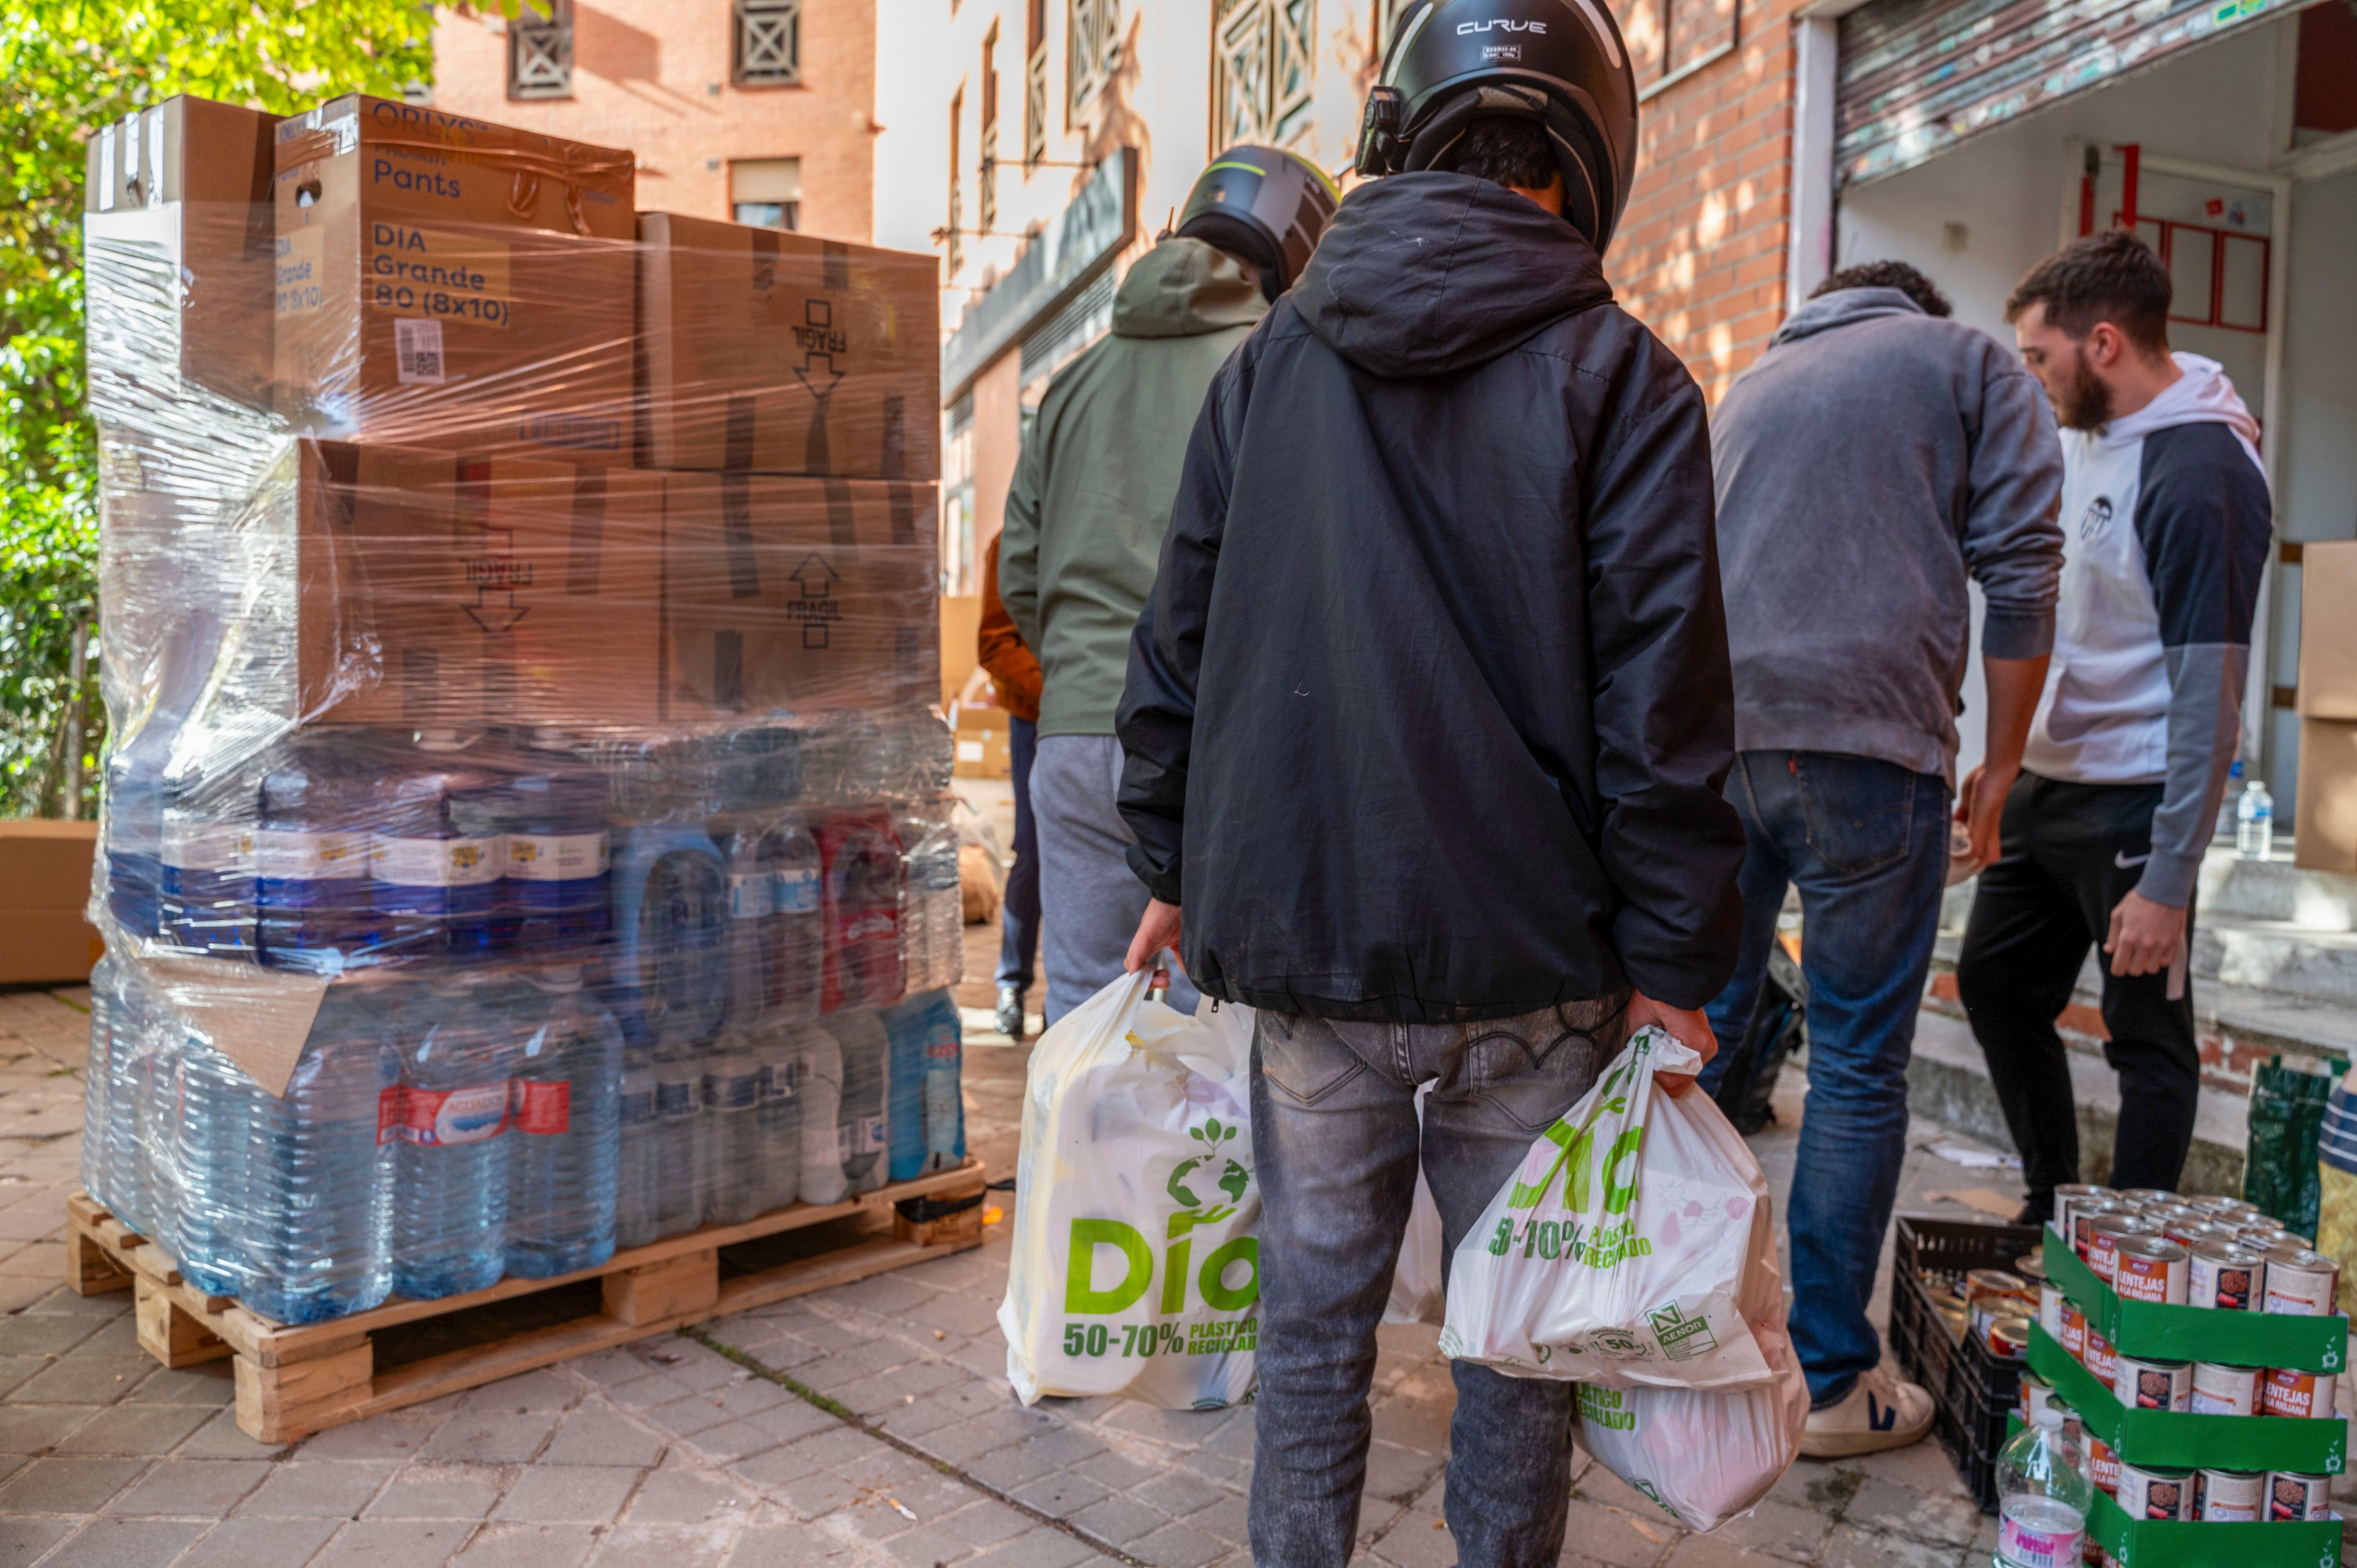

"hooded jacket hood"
[1291,172,1614,379]
[2106,353,2264,469]
[1110,237,1268,340]
[1768,286,1926,346]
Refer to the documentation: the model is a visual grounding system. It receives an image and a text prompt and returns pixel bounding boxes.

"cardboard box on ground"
[271,95,636,464]
[636,213,939,482]
[0,822,103,986]
[954,706,1014,780]
[2298,542,2357,872]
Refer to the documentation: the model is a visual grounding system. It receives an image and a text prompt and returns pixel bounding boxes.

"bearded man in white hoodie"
[1958,230,2271,1221]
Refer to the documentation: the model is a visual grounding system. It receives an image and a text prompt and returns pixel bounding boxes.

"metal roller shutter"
[1836,0,2315,188]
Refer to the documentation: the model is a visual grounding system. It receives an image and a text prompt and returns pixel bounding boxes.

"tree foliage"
[0,0,440,815]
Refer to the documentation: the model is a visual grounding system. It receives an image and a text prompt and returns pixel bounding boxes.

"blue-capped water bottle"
[256,731,378,972]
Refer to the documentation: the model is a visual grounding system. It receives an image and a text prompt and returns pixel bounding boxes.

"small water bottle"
[2236,776,2274,861]
[1994,1407,2093,1568]
[615,1046,660,1251]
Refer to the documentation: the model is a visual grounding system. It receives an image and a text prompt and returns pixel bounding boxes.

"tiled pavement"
[0,933,2340,1568]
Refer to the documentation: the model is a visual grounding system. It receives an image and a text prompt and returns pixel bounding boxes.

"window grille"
[1068,0,1121,123]
[1025,0,1049,165]
[735,0,802,86]
[510,0,573,101]
[1214,0,1315,148]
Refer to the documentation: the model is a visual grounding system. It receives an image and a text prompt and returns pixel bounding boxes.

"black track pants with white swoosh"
[1953,772,2201,1209]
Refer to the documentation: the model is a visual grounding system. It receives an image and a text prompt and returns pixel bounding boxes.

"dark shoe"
[995,985,1027,1040]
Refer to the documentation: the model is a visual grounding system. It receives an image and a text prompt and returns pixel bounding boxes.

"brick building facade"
[427,0,882,243]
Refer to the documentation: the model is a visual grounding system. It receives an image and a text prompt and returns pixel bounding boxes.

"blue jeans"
[1250,998,1623,1568]
[996,717,1040,992]
[1698,751,1949,1407]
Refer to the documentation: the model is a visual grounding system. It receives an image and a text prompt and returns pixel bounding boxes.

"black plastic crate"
[1891,1215,2043,1512]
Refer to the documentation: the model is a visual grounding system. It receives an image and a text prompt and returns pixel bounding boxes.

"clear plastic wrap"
[79,94,958,1323]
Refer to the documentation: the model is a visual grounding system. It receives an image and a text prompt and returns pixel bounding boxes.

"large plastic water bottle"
[160,756,257,960]
[505,967,624,1279]
[107,964,162,1238]
[651,1037,705,1238]
[82,952,122,1208]
[390,973,518,1298]
[753,1020,801,1215]
[173,1032,259,1297]
[505,734,612,961]
[821,813,904,1011]
[918,810,965,991]
[1994,1406,2093,1568]
[768,815,824,1023]
[796,1023,848,1205]
[373,739,504,966]
[102,743,166,941]
[701,1030,766,1224]
[610,739,727,1048]
[2237,777,2275,862]
[884,990,964,1182]
[717,815,775,1030]
[256,732,378,972]
[615,1046,660,1251]
[829,1008,890,1194]
[895,809,934,996]
[239,986,400,1324]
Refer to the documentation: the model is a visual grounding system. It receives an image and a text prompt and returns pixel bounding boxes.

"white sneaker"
[1800,1366,1935,1458]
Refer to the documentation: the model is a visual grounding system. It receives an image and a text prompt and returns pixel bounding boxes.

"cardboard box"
[636,213,939,481]
[0,821,103,986]
[282,447,935,727]
[83,95,282,409]
[272,96,636,463]
[2296,718,2357,873]
[290,441,668,727]
[657,473,940,720]
[2299,542,2357,722]
[953,705,1014,780]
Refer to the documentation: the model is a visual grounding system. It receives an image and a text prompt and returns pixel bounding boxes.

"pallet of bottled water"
[70,710,985,1436]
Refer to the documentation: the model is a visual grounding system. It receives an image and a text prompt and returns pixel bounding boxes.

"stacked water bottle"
[82,709,967,1326]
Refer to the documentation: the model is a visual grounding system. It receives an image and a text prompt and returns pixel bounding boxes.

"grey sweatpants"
[1031,734,1202,1026]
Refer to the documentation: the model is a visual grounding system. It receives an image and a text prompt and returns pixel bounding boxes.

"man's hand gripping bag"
[998,971,1260,1408]
[1439,1026,1779,1390]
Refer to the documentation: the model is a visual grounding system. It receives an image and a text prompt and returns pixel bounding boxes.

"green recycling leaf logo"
[1169,1117,1251,1239]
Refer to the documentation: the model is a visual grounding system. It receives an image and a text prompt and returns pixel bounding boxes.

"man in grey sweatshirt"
[1700,262,2063,1457]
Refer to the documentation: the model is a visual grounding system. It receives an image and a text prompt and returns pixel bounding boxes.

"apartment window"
[980,23,1001,237]
[1069,0,1121,123]
[509,0,574,100]
[731,158,802,230]
[734,0,802,86]
[1215,0,1315,147]
[948,88,965,275]
[1024,0,1049,165]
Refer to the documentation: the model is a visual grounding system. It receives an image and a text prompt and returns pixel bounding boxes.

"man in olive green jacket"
[998,236,1265,1024]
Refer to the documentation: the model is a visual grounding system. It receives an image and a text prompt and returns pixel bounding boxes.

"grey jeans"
[1250,998,1628,1568]
[1031,734,1200,1025]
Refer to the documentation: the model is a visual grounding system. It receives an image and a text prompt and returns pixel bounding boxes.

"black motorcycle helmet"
[1356,0,1640,255]
[1173,146,1341,300]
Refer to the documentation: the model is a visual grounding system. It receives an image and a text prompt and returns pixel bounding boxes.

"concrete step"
[2198,846,2357,929]
[1905,1006,2250,1198]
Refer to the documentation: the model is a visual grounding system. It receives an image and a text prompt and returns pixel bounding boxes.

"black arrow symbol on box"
[789,553,840,598]
[465,588,530,633]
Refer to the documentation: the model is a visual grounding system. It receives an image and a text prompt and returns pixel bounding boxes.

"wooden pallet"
[66,1159,989,1443]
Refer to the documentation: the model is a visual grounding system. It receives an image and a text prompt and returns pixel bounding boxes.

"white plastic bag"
[998,971,1260,1408]
[1384,1085,1446,1326]
[1439,1026,1778,1390]
[1574,1256,1808,1532]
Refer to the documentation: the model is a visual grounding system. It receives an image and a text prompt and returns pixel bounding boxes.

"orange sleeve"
[978,533,1043,722]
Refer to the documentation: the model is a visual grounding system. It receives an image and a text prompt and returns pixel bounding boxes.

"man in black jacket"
[1114,5,1743,1562]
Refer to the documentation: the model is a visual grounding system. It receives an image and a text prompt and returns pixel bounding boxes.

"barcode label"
[395,318,445,384]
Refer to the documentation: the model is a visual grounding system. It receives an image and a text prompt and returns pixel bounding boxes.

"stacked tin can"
[2015,1183,2349,1563]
